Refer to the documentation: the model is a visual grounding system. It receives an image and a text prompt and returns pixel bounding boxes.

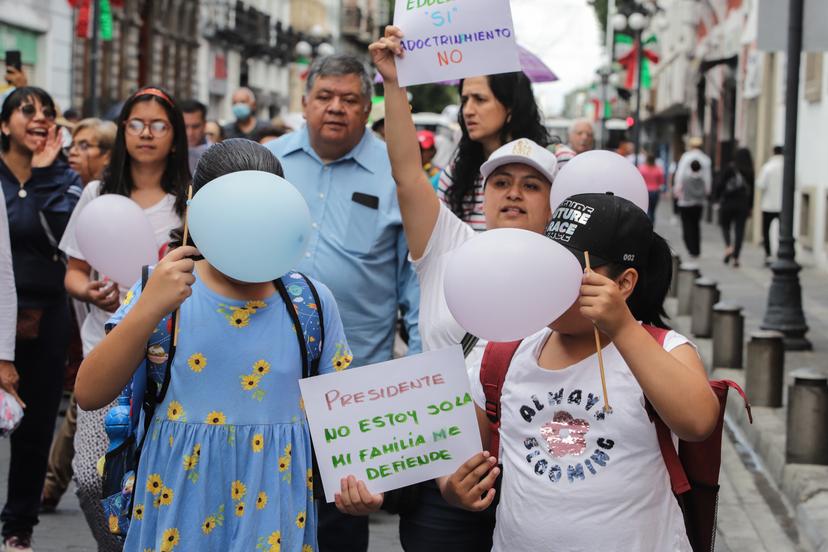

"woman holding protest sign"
[360,26,559,551]
[59,86,188,550]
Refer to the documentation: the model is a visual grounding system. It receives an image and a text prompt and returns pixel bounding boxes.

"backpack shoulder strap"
[480,340,522,459]
[641,324,692,495]
[276,272,324,379]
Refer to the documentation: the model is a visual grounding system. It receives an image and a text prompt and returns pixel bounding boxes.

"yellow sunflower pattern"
[331,343,353,372]
[201,504,225,536]
[182,443,201,483]
[187,352,207,373]
[241,360,271,401]
[134,503,145,521]
[153,486,174,508]
[166,401,186,422]
[146,474,163,496]
[278,443,292,482]
[160,528,180,552]
[256,530,281,551]
[252,434,264,453]
[217,299,266,329]
[256,491,268,510]
[205,411,226,426]
[295,511,306,529]
[122,289,134,307]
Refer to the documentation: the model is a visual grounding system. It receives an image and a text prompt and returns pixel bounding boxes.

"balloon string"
[584,251,612,414]
[173,184,193,348]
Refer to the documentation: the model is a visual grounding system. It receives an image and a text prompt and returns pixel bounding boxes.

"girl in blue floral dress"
[75,140,353,552]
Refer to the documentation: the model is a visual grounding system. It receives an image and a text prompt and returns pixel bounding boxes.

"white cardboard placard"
[299,346,481,502]
[393,0,521,87]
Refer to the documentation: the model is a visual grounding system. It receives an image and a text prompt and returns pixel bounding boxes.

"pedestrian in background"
[0,86,82,552]
[267,53,421,552]
[222,87,270,140]
[204,120,223,144]
[674,137,712,258]
[639,151,665,222]
[714,147,754,268]
[756,145,784,265]
[437,71,549,231]
[60,86,188,551]
[567,118,594,155]
[41,117,117,514]
[180,99,211,175]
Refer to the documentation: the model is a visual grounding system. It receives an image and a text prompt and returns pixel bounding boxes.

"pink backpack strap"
[480,341,522,460]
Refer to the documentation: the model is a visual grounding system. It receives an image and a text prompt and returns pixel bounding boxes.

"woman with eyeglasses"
[40,117,117,515]
[0,87,83,550]
[58,86,189,550]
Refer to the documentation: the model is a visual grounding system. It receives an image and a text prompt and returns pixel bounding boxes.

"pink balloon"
[444,229,584,342]
[550,150,649,213]
[75,195,158,287]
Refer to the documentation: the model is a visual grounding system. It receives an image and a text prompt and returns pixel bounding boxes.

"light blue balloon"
[187,170,311,283]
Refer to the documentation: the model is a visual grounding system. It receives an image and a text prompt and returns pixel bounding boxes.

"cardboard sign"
[393,0,521,87]
[299,346,482,502]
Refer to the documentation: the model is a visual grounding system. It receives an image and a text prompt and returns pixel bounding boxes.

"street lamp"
[760,0,811,350]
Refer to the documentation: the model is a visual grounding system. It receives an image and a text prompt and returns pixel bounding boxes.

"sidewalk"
[655,202,828,552]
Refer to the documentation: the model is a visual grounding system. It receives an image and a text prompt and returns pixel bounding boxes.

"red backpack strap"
[480,340,522,460]
[642,324,692,495]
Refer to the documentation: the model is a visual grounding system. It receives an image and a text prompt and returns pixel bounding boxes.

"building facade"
[0,0,74,112]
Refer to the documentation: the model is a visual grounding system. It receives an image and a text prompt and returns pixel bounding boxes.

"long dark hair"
[732,147,754,185]
[447,72,548,218]
[172,139,284,248]
[1,87,56,152]
[608,233,673,329]
[99,86,190,216]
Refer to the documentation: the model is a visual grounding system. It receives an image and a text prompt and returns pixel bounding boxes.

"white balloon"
[75,195,158,287]
[444,229,584,342]
[550,150,649,213]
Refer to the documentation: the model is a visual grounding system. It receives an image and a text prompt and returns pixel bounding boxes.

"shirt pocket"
[343,201,379,255]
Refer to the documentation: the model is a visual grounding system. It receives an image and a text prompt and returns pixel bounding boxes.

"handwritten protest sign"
[299,346,481,502]
[393,0,521,87]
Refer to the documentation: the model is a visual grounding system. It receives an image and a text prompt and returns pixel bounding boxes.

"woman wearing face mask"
[0,87,82,551]
[57,86,189,550]
[40,117,117,514]
[436,69,551,231]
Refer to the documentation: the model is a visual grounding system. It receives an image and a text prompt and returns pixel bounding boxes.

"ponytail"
[608,232,673,329]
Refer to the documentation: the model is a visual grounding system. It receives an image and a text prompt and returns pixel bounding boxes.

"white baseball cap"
[480,138,558,187]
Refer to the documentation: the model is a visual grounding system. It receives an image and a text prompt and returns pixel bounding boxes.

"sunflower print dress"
[107,274,352,552]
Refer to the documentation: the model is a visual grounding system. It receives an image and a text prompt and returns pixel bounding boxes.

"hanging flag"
[75,0,91,38]
[100,0,114,41]
[616,34,659,90]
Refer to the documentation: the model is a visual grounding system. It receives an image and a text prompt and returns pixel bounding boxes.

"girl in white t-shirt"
[58,86,189,550]
[441,192,721,551]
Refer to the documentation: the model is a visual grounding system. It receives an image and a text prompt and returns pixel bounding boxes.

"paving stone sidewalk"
[656,202,828,552]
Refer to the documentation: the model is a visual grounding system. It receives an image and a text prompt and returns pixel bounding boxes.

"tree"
[590,0,609,40]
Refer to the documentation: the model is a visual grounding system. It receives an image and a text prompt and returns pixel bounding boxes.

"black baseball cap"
[544,192,653,270]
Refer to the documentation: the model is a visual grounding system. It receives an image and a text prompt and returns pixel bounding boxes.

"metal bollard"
[712,302,744,368]
[786,369,828,464]
[676,263,700,316]
[745,331,785,407]
[668,253,680,298]
[691,278,719,338]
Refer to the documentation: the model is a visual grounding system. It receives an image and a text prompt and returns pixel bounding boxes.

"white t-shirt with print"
[59,180,181,356]
[410,202,488,368]
[470,327,693,552]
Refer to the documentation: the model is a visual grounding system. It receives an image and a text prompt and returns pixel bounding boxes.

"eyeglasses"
[19,103,57,121]
[125,118,171,137]
[63,140,101,157]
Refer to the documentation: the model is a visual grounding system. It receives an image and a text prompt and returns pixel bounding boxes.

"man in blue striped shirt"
[267,54,421,552]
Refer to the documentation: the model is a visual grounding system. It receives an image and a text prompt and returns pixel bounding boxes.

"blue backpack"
[100,266,325,540]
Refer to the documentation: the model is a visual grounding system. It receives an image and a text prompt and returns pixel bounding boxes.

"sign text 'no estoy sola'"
[299,346,481,502]
[393,0,521,87]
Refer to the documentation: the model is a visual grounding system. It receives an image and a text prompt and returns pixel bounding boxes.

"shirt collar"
[287,127,379,175]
